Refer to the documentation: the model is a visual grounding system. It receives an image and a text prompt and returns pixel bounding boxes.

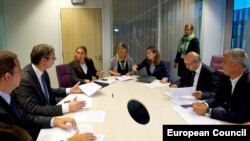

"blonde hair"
[116,42,128,59]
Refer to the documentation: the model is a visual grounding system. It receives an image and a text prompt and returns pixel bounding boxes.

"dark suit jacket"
[206,70,250,123]
[68,58,98,85]
[0,95,52,140]
[13,64,66,116]
[179,63,219,99]
[174,37,200,78]
[137,59,170,80]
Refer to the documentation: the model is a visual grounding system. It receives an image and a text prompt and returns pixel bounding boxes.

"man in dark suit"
[193,48,250,123]
[0,51,96,140]
[12,44,85,116]
[172,51,219,99]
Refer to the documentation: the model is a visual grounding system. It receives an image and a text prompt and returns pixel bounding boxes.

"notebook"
[137,75,156,83]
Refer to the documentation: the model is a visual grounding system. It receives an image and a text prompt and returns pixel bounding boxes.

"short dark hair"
[30,44,55,64]
[0,51,17,78]
[185,24,194,31]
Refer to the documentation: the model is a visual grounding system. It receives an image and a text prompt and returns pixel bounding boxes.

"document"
[173,106,224,124]
[79,82,102,96]
[115,75,133,81]
[164,87,197,105]
[60,94,93,108]
[144,79,168,88]
[94,77,117,85]
[37,124,94,141]
[73,111,106,123]
[168,87,196,99]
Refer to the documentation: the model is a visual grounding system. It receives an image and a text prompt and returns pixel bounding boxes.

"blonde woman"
[109,42,134,76]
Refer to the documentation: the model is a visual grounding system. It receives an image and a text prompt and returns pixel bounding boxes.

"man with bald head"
[172,51,219,99]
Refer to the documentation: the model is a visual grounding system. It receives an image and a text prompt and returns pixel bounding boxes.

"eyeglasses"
[185,60,196,66]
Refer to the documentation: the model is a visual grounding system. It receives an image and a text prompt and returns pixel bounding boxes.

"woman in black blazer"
[132,46,170,83]
[68,46,104,85]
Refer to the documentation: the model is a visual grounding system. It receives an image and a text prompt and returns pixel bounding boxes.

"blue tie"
[10,97,20,119]
[41,73,50,105]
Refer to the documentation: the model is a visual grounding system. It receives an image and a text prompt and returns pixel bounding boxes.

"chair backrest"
[210,55,223,71]
[55,64,71,88]
[163,60,171,81]
[210,55,224,79]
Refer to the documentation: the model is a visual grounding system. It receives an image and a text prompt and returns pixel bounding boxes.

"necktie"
[10,97,20,119]
[191,71,196,86]
[41,73,50,105]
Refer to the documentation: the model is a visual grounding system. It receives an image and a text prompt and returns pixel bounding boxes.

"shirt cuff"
[66,88,71,94]
[50,117,55,127]
[62,103,69,113]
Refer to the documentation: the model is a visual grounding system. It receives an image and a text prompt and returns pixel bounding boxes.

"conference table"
[38,76,188,141]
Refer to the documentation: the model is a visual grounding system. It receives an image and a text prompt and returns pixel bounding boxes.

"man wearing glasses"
[171,51,219,100]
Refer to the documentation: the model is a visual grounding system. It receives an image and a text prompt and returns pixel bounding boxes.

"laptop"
[137,75,156,83]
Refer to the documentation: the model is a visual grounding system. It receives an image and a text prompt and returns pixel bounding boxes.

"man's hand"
[192,102,208,116]
[70,81,82,93]
[69,97,86,112]
[53,117,77,130]
[192,91,202,99]
[68,131,96,141]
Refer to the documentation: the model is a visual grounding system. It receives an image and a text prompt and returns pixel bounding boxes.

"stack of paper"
[37,124,105,141]
[115,75,133,81]
[94,78,117,85]
[73,111,106,123]
[79,82,102,96]
[173,106,224,124]
[144,79,168,88]
[60,94,93,108]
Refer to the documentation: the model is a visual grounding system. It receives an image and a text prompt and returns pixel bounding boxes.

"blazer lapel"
[27,64,47,103]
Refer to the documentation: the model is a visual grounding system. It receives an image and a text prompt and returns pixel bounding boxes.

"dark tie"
[41,73,50,105]
[191,71,196,86]
[189,71,196,86]
[10,97,20,119]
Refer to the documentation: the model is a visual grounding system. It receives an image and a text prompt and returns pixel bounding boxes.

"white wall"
[200,0,226,65]
[3,0,112,87]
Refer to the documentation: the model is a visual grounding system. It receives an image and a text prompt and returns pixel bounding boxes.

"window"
[232,0,250,66]
[113,0,202,78]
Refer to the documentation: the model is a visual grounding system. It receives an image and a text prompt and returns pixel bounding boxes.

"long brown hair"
[147,46,160,66]
[73,45,88,72]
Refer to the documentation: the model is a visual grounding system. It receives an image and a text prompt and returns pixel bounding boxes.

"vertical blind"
[113,0,202,78]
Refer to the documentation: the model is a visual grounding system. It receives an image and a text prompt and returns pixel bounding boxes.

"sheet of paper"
[168,87,196,99]
[94,77,117,85]
[173,106,224,124]
[73,111,106,123]
[60,94,93,108]
[144,79,168,88]
[37,124,93,141]
[115,75,133,81]
[79,82,102,96]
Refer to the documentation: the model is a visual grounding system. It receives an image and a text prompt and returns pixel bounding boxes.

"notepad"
[79,82,102,96]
